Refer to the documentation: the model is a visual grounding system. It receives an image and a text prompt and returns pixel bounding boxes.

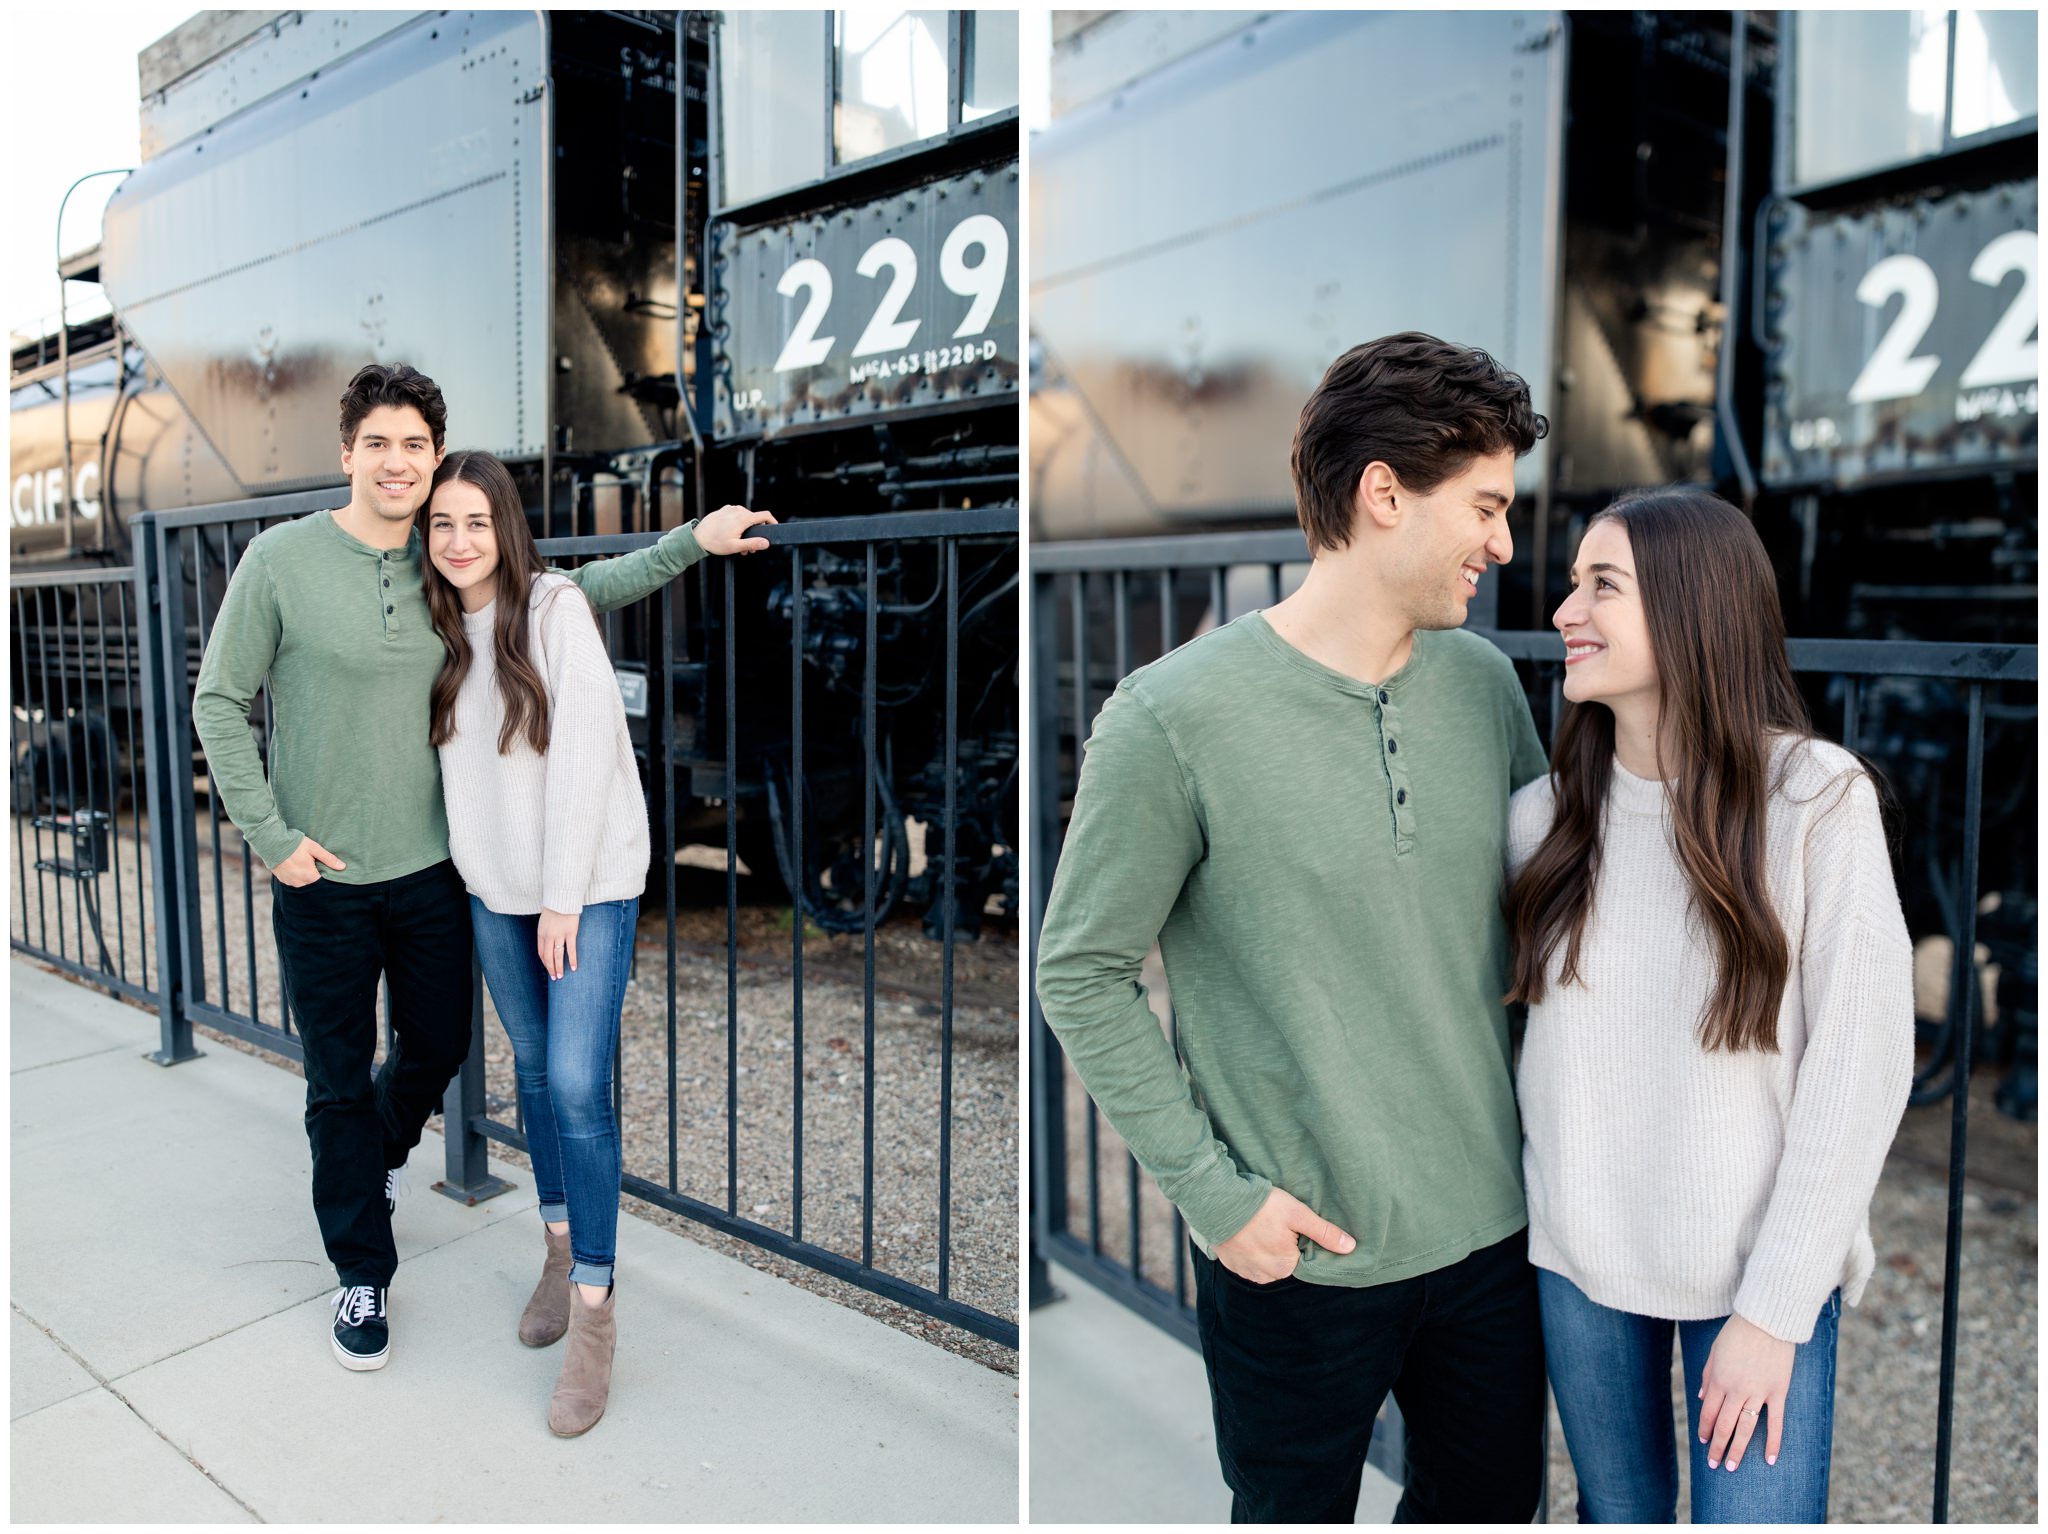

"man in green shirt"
[1035,333,1551,1521]
[194,363,770,1371]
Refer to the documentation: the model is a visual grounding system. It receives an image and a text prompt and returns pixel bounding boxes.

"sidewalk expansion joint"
[12,1301,266,1523]
[11,1042,137,1075]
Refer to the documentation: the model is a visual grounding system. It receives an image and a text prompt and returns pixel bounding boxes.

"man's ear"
[340,440,354,478]
[1354,461,1403,534]
[432,445,446,472]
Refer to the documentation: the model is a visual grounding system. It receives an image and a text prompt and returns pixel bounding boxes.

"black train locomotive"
[11,10,1022,940]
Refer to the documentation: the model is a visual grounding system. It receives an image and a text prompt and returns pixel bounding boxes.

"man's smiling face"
[1378,447,1517,632]
[340,404,443,524]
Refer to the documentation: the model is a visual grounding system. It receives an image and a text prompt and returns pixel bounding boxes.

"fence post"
[1028,569,1071,1296]
[134,516,200,1066]
[435,949,513,1204]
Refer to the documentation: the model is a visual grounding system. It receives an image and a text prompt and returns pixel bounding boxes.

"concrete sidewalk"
[1029,1260,1399,1523]
[9,959,1017,1523]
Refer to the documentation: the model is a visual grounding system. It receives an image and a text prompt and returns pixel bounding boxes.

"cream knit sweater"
[439,573,649,916]
[1506,735,1914,1344]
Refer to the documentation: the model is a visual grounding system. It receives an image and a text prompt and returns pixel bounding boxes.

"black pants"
[271,860,475,1289]
[1194,1226,1546,1524]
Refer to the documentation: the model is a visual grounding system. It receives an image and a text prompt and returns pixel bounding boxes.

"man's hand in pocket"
[1216,1188,1356,1284]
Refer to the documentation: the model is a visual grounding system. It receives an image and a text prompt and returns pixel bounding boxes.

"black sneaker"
[330,1285,390,1371]
[384,1165,410,1218]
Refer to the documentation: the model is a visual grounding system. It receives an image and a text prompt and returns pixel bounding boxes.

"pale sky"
[7,4,223,345]
[1020,6,1051,134]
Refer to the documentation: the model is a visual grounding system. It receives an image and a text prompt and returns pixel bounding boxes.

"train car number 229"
[710,166,1021,440]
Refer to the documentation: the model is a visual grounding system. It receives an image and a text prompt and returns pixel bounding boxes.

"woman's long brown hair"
[421,450,556,756]
[1505,488,1873,1053]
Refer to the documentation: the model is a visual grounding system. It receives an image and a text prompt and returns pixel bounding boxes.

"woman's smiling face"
[426,478,499,603]
[1554,517,1658,710]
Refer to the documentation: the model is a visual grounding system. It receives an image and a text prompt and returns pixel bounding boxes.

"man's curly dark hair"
[1290,333,1548,554]
[338,363,448,451]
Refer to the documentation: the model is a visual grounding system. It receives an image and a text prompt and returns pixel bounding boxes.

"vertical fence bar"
[1069,572,1097,1261]
[1931,681,1986,1522]
[96,583,126,981]
[11,595,33,949]
[56,582,86,964]
[861,541,878,1268]
[663,581,679,1194]
[199,529,229,1008]
[939,537,958,1298]
[138,519,199,1065]
[78,580,110,975]
[224,527,260,1023]
[1072,571,1102,1254]
[19,591,49,953]
[39,588,68,961]
[789,547,806,1242]
[1840,676,1862,754]
[1161,572,1188,1308]
[1111,570,1141,1280]
[120,579,148,994]
[725,556,739,1216]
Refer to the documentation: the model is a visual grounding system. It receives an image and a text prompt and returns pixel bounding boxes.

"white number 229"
[772,215,1011,374]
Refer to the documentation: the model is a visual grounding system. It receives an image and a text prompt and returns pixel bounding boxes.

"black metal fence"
[1028,529,2037,1519]
[10,492,1018,1351]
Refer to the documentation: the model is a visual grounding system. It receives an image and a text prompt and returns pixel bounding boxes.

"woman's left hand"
[538,907,579,980]
[696,504,778,555]
[1699,1312,1796,1471]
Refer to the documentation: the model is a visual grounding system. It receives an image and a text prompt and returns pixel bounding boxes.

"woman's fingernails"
[1767,1455,1777,1466]
[1707,1458,1719,1469]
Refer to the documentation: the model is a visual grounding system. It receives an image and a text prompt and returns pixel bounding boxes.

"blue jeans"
[469,896,638,1288]
[1538,1268,1838,1523]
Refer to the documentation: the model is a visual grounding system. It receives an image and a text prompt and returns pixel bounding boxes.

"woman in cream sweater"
[421,450,771,1435]
[1504,487,1913,1522]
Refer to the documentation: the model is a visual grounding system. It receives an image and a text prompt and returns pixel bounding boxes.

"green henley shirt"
[192,508,704,885]
[1035,611,1548,1286]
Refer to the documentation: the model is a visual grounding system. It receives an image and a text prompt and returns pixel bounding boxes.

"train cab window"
[1949,9,2036,140]
[833,10,949,166]
[963,11,1020,123]
[718,11,831,206]
[1793,11,1949,186]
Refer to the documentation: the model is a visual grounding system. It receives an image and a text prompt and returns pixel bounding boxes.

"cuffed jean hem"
[539,1201,570,1224]
[569,1259,614,1288]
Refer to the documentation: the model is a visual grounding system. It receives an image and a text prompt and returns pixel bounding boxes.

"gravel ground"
[12,808,1021,1376]
[1053,965,2038,1522]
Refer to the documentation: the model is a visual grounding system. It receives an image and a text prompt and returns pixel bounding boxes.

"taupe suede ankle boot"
[548,1285,616,1437]
[519,1225,573,1347]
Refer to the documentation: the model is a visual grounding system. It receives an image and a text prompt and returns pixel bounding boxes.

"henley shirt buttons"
[1388,738,1398,753]
[1378,690,1390,704]
[1397,788,1408,805]
[386,606,394,615]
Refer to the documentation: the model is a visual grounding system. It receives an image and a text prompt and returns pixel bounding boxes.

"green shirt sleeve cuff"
[1180,1169,1274,1250]
[248,822,305,874]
